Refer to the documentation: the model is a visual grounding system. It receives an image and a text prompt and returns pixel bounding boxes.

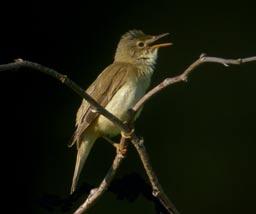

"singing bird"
[69,30,172,194]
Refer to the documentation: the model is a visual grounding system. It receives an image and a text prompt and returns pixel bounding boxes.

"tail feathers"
[67,132,77,148]
[70,134,96,194]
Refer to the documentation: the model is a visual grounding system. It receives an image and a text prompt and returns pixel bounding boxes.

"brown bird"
[69,30,172,194]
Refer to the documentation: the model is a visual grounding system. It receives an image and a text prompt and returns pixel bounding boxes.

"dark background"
[0,0,255,213]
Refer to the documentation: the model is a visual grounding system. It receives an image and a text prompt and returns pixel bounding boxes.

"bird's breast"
[96,76,150,136]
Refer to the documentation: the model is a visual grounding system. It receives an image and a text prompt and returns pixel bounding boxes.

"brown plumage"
[69,30,171,194]
[69,62,134,148]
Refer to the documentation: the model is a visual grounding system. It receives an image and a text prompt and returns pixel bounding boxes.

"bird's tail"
[70,131,98,194]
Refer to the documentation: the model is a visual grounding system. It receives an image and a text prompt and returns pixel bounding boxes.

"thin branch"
[131,137,180,214]
[0,59,131,134]
[127,54,256,214]
[132,55,256,112]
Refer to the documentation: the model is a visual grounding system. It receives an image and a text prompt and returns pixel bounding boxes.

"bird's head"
[114,30,172,66]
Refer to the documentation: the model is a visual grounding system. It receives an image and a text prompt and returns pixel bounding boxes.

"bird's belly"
[96,82,147,136]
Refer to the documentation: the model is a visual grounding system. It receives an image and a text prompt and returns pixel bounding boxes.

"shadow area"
[39,173,169,213]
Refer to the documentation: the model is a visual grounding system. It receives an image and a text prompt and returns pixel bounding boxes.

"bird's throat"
[137,63,155,79]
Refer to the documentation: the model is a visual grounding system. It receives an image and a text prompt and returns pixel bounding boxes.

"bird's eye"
[137,41,145,48]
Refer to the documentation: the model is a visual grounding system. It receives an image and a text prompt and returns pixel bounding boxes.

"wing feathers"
[69,62,134,147]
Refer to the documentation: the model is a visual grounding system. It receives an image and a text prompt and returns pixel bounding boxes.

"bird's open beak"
[148,33,172,49]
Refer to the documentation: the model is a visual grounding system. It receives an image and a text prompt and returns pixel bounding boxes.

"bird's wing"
[69,62,134,148]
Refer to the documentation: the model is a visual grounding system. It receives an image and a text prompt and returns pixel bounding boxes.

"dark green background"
[0,0,255,213]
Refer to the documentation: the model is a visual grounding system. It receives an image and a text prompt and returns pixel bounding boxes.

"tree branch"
[132,55,256,112]
[131,137,180,214]
[127,54,256,214]
[0,59,131,134]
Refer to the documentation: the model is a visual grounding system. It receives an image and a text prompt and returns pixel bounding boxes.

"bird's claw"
[113,143,127,156]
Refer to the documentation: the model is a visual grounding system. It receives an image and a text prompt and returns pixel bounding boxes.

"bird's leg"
[103,136,128,156]
[103,136,119,148]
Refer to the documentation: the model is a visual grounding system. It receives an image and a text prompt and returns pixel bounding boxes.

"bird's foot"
[103,136,127,155]
[103,136,117,146]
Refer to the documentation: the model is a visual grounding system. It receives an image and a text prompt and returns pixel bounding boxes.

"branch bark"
[131,137,180,214]
[0,54,255,214]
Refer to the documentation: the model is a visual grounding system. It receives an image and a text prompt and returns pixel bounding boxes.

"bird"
[69,30,172,194]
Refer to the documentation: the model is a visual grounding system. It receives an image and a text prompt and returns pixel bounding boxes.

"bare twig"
[131,137,180,214]
[127,54,256,214]
[0,59,131,134]
[132,55,256,112]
